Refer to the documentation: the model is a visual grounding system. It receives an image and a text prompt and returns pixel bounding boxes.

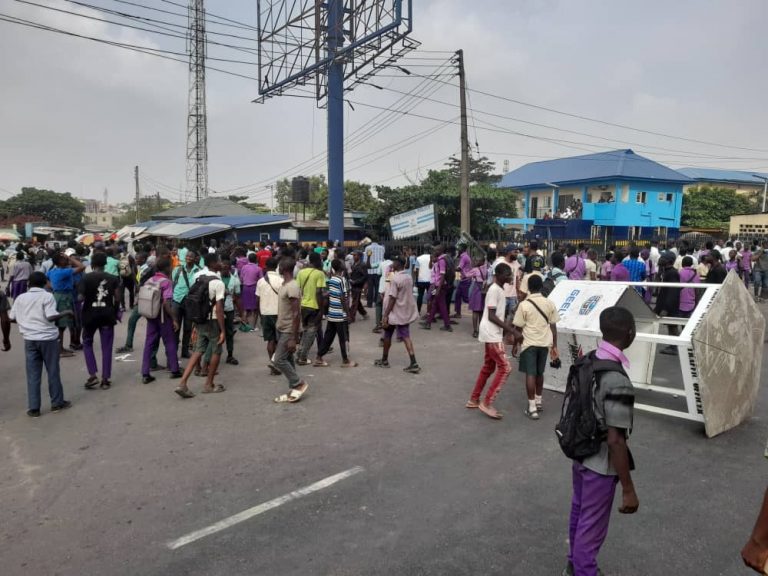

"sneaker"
[296,358,312,366]
[142,375,156,384]
[100,379,111,390]
[51,400,72,413]
[374,359,390,368]
[403,364,421,374]
[226,356,239,365]
[27,409,41,418]
[116,346,133,353]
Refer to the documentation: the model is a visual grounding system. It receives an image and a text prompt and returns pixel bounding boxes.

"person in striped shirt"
[313,259,357,368]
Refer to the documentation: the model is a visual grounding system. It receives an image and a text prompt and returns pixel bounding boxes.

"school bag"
[137,279,162,319]
[118,254,131,278]
[185,275,217,324]
[443,255,456,285]
[555,351,627,461]
[541,271,564,297]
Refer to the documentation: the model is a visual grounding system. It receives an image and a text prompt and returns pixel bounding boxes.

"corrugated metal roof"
[677,168,768,184]
[174,215,292,228]
[145,223,205,237]
[176,225,230,239]
[153,197,257,219]
[498,149,691,190]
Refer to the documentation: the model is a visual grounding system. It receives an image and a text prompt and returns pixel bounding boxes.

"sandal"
[313,360,329,367]
[465,400,480,409]
[340,361,358,368]
[202,384,226,394]
[524,408,540,420]
[174,387,195,399]
[479,404,503,420]
[274,382,308,403]
[84,376,99,390]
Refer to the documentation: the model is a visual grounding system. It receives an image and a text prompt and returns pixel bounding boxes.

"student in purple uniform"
[563,306,639,576]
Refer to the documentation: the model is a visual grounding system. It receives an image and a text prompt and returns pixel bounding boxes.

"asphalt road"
[0,305,766,576]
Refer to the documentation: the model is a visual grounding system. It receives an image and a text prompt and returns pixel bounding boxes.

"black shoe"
[419,322,431,330]
[226,356,239,365]
[404,364,421,374]
[27,409,41,418]
[51,400,72,412]
[116,346,133,353]
[69,343,83,351]
[181,352,191,359]
[170,371,183,379]
[439,325,453,332]
[100,379,111,390]
[142,375,156,384]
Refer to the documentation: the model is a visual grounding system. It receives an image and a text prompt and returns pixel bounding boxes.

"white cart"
[544,271,765,438]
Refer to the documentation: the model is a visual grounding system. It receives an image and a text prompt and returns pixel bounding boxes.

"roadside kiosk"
[544,271,764,437]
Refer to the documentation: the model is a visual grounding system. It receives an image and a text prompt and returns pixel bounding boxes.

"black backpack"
[541,271,564,297]
[555,351,627,461]
[444,255,456,285]
[185,275,217,324]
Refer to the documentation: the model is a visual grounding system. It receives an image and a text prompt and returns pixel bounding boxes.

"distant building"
[678,168,768,195]
[497,149,691,241]
[81,197,118,229]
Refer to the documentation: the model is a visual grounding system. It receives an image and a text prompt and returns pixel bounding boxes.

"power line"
[385,68,768,153]
[109,0,257,33]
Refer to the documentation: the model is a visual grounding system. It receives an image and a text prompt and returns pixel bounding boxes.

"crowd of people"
[1,232,767,575]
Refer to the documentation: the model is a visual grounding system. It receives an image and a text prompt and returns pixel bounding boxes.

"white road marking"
[166,466,365,550]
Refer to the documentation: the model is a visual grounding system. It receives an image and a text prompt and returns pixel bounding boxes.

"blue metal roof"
[498,149,691,190]
[176,225,230,240]
[677,168,768,184]
[174,215,291,228]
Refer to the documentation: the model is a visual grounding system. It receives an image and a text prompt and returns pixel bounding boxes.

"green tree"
[274,175,328,215]
[445,155,502,185]
[0,187,85,228]
[366,169,517,239]
[681,185,758,228]
[310,180,377,218]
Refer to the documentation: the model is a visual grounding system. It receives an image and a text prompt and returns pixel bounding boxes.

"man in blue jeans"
[9,271,73,417]
[752,242,768,302]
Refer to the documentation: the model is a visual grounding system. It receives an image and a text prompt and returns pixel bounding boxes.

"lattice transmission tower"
[186,0,208,201]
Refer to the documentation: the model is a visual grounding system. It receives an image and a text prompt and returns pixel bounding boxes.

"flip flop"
[174,387,195,399]
[202,384,226,394]
[479,404,503,420]
[274,382,308,403]
[465,400,480,409]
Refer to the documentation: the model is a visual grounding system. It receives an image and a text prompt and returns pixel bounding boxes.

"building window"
[636,191,647,204]
[558,194,573,212]
[666,193,673,203]
[657,193,674,203]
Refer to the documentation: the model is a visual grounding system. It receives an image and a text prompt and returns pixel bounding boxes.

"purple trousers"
[568,461,618,576]
[83,324,114,379]
[142,316,179,377]
[10,280,27,298]
[454,279,471,315]
[426,284,450,328]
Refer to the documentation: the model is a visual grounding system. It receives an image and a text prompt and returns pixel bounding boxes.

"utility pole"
[326,0,345,243]
[457,49,470,235]
[134,165,140,224]
[186,0,208,201]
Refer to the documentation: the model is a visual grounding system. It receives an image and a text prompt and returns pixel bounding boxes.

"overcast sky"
[1,0,767,206]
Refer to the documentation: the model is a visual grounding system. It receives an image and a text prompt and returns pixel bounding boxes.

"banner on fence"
[389,204,436,239]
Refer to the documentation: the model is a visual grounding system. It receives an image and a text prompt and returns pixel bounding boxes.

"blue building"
[497,149,692,242]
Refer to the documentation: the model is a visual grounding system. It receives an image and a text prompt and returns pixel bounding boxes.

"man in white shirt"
[256,256,284,374]
[414,248,432,315]
[466,262,514,420]
[176,253,226,398]
[9,271,74,417]
[373,254,393,333]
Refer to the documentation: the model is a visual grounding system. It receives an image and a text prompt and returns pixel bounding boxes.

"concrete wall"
[730,213,768,236]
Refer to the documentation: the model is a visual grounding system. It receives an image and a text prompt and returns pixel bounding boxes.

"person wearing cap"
[519,255,545,302]
[453,242,473,319]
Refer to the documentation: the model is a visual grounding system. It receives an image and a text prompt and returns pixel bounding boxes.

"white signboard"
[389,204,436,239]
[280,228,298,241]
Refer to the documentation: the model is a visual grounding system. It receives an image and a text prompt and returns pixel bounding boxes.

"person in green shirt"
[172,250,200,359]
[296,251,327,365]
[105,247,120,277]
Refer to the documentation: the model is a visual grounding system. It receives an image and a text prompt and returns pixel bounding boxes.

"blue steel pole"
[327,0,345,243]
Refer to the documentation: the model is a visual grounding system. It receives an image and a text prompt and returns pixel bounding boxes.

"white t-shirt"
[256,270,283,315]
[416,254,432,283]
[478,283,506,343]
[585,259,597,280]
[378,260,393,294]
